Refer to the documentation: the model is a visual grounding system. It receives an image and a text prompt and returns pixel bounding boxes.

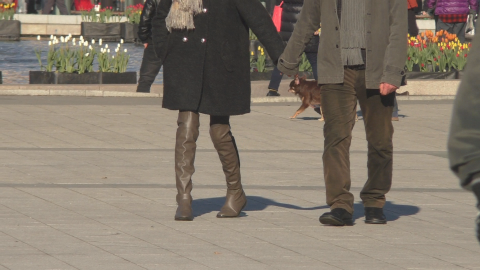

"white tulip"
[105,44,108,48]
[91,39,95,44]
[124,49,127,53]
[120,39,124,44]
[107,49,110,53]
[72,38,76,43]
[117,43,120,48]
[99,39,102,45]
[68,33,72,37]
[37,35,41,41]
[115,48,119,53]
[84,41,88,47]
[60,36,65,43]
[89,45,92,50]
[72,40,75,46]
[50,35,53,40]
[80,35,84,41]
[48,41,52,46]
[79,41,82,46]
[100,48,104,53]
[112,55,115,59]
[85,53,89,57]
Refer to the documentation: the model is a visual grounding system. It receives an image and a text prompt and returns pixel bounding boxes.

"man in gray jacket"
[448,20,480,243]
[278,0,407,226]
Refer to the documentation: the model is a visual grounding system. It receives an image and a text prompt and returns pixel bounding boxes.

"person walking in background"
[408,0,420,36]
[427,0,478,43]
[448,20,480,243]
[266,0,319,97]
[152,0,284,221]
[136,0,162,93]
[42,0,68,14]
[278,0,407,226]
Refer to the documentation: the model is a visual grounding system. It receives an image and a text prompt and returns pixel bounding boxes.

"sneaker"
[266,89,280,96]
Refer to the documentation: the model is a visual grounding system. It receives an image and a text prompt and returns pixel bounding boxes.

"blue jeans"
[267,52,318,90]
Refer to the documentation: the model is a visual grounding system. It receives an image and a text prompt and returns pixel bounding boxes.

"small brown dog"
[288,75,358,121]
[288,75,324,121]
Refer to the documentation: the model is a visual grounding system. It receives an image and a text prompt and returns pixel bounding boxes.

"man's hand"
[144,43,148,49]
[379,82,398,96]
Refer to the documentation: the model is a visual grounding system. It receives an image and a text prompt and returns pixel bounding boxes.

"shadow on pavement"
[192,195,325,218]
[193,196,420,222]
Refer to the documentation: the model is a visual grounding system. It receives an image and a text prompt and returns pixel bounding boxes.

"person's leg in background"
[408,8,419,37]
[266,66,283,96]
[55,0,69,14]
[452,22,467,43]
[42,0,54,14]
[392,94,399,121]
[137,44,163,93]
[305,52,318,81]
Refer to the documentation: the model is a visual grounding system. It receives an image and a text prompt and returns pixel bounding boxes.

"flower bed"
[31,35,136,84]
[80,7,123,42]
[406,30,470,74]
[121,4,142,43]
[0,2,20,41]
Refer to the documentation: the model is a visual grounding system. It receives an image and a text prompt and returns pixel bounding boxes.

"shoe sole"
[319,216,353,226]
[174,216,193,221]
[365,219,387,224]
[216,202,247,218]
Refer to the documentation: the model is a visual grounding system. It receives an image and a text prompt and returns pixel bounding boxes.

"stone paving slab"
[0,96,478,270]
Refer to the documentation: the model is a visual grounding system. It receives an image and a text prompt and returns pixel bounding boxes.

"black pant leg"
[137,45,163,93]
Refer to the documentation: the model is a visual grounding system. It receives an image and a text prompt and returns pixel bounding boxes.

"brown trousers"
[321,68,394,214]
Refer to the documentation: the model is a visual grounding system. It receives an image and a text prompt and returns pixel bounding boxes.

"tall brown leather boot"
[174,111,200,221]
[210,124,247,218]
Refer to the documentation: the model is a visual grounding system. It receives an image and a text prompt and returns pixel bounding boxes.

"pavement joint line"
[0,183,464,192]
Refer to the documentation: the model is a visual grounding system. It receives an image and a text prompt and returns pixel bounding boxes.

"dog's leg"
[318,105,324,122]
[290,103,309,119]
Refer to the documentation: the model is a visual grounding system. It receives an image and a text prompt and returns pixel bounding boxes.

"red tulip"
[465,54,468,57]
[421,63,425,67]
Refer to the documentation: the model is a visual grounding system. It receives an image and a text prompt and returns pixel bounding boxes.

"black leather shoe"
[319,208,353,226]
[364,207,387,224]
[266,90,280,96]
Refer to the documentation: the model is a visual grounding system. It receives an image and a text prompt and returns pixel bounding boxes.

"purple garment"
[427,0,478,15]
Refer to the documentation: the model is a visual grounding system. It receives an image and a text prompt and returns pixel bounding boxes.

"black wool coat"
[152,0,284,116]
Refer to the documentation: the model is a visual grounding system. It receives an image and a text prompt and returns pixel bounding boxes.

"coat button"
[182,37,188,42]
[203,8,207,13]
[201,38,206,43]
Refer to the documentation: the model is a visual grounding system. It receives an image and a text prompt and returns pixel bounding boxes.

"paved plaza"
[0,96,478,269]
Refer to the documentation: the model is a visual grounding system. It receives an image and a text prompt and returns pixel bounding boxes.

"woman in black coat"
[152,0,284,221]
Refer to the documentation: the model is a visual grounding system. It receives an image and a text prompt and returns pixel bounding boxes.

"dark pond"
[0,40,163,84]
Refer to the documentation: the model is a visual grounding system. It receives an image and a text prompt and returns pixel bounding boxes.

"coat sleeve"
[276,0,320,76]
[380,0,408,88]
[138,0,156,43]
[448,20,480,191]
[151,0,172,60]
[233,0,284,65]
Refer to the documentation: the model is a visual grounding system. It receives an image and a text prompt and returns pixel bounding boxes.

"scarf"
[165,0,203,32]
[340,0,366,66]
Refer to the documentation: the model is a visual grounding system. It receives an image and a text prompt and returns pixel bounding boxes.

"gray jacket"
[277,0,408,89]
[448,19,480,191]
